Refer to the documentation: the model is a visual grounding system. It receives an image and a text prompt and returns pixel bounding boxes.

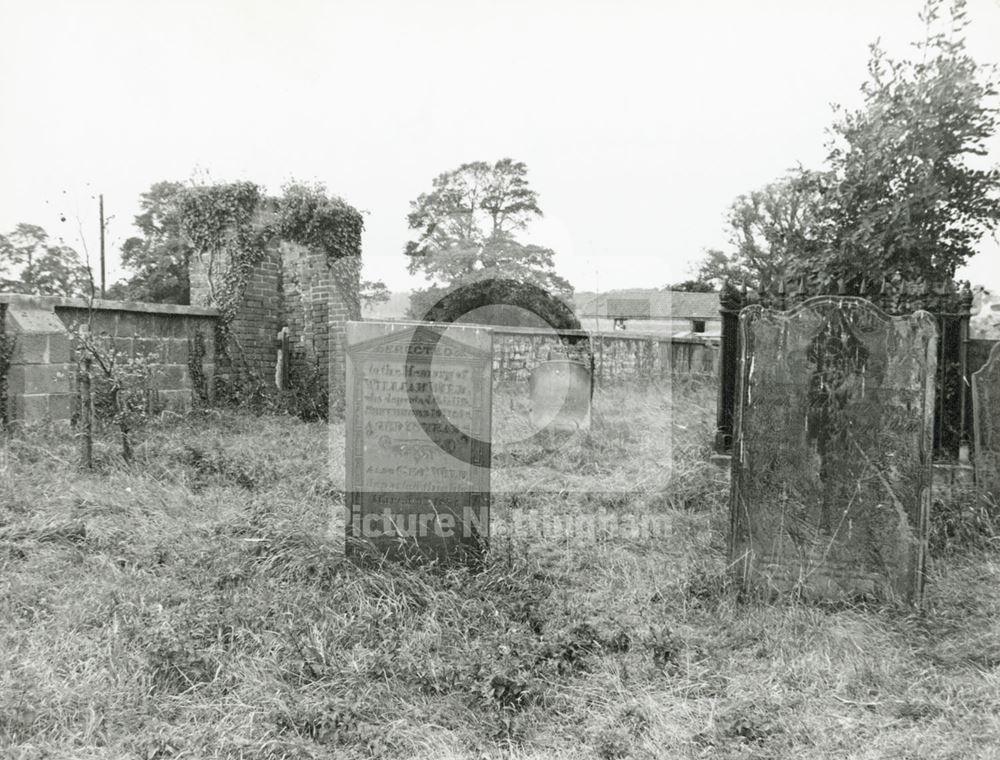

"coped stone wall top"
[360,319,715,344]
[0,292,219,318]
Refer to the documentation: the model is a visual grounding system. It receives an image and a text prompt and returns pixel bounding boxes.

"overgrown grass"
[1,378,998,758]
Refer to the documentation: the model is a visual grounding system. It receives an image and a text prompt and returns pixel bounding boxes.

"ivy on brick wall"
[177,180,363,420]
[178,180,363,326]
[275,181,364,317]
[178,182,268,326]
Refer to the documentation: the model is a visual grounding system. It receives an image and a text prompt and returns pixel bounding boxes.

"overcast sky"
[2,0,999,294]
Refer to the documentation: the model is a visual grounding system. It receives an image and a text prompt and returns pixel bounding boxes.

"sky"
[2,0,1000,295]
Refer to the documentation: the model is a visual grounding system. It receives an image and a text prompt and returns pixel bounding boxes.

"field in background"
[1,380,999,759]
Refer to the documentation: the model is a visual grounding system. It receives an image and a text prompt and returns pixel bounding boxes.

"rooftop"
[573,289,719,320]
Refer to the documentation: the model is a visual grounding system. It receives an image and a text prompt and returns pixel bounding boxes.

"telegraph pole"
[99,194,106,298]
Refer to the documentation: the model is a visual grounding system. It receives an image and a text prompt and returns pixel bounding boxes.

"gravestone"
[972,341,1000,510]
[729,297,937,604]
[529,359,592,432]
[345,322,493,561]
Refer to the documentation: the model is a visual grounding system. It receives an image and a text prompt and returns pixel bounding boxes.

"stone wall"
[1,294,218,425]
[490,326,719,383]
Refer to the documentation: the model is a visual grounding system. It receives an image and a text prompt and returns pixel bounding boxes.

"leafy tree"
[405,158,572,324]
[666,278,716,293]
[113,181,193,304]
[687,169,827,291]
[812,0,1000,284]
[0,223,90,296]
[726,169,828,289]
[360,279,391,308]
[695,0,1000,292]
[405,158,542,274]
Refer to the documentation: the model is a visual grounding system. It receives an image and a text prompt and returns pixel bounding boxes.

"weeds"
[0,381,998,757]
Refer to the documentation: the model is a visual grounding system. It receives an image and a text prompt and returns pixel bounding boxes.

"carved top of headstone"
[737,271,973,318]
[730,296,937,604]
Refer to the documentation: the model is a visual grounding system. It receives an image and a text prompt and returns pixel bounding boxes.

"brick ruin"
[1,240,360,426]
[187,242,359,405]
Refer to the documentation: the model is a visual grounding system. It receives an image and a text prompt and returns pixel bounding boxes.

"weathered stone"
[729,296,937,604]
[345,321,492,562]
[48,392,76,421]
[11,394,53,423]
[529,359,592,432]
[972,342,1000,510]
[6,364,74,395]
[9,334,51,364]
[47,333,71,365]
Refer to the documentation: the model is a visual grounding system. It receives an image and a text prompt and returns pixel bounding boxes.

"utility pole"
[594,266,601,333]
[99,194,106,298]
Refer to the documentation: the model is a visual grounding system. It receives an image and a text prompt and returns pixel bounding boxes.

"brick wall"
[1,294,218,425]
[187,244,360,400]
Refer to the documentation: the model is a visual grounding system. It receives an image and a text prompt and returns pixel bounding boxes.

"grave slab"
[345,321,492,562]
[729,296,937,604]
[972,341,1000,511]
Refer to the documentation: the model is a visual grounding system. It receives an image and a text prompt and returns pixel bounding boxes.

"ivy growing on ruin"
[274,181,365,316]
[178,182,267,326]
[178,180,364,326]
[176,180,363,418]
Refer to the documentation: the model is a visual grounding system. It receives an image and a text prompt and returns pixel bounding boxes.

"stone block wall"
[490,326,719,383]
[1,294,219,425]
[2,297,75,423]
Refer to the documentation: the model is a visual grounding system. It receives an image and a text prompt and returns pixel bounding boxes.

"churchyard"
[2,353,999,758]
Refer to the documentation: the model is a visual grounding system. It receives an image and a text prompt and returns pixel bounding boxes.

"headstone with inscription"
[729,297,937,604]
[345,322,493,561]
[972,342,1000,510]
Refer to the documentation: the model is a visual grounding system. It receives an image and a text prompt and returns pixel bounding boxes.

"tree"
[360,279,390,308]
[0,223,90,296]
[667,278,716,293]
[687,169,828,292]
[726,169,828,289]
[404,158,572,324]
[405,158,542,275]
[113,181,194,304]
[812,0,1000,284]
[689,248,750,290]
[696,0,1000,292]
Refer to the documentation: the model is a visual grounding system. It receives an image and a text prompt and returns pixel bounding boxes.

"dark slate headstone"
[972,341,1000,509]
[345,322,492,562]
[729,297,937,604]
[529,359,592,432]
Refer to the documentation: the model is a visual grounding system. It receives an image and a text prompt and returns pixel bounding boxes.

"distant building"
[360,287,723,339]
[573,289,720,337]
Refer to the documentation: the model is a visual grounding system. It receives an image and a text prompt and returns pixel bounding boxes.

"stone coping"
[0,292,218,317]
[359,319,716,344]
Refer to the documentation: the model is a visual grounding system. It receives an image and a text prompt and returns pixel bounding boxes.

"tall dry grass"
[0,378,998,758]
